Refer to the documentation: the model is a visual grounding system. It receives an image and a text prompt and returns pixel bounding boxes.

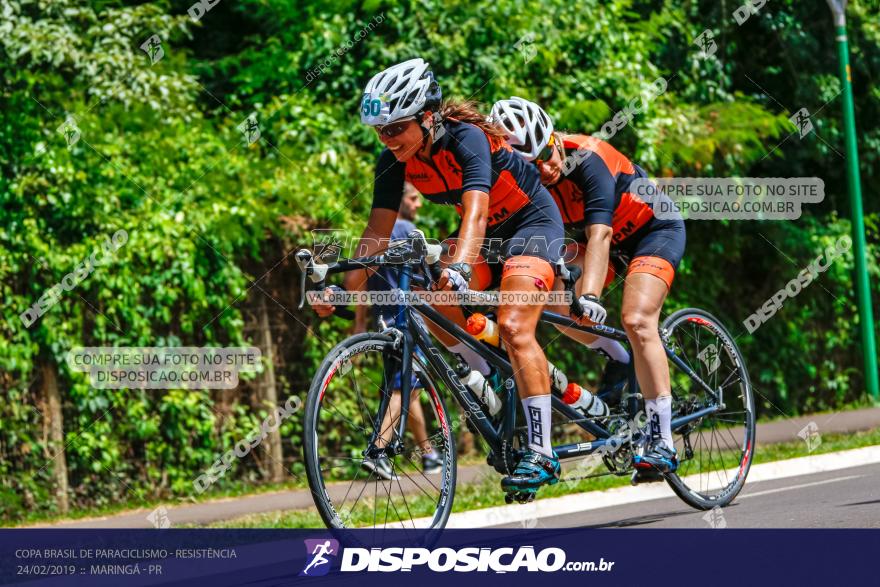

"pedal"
[503,488,537,504]
[630,468,664,485]
[515,491,536,504]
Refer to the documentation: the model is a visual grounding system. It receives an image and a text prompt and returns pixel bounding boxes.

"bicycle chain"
[559,469,616,483]
[509,420,635,483]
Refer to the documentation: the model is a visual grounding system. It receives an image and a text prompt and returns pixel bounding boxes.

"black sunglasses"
[375,117,416,138]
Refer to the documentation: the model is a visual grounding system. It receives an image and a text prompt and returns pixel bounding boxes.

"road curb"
[439,445,880,528]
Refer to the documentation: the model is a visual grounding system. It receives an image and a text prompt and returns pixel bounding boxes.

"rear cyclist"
[314,60,566,497]
[491,97,686,482]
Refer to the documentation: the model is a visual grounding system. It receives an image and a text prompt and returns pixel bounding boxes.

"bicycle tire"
[661,308,756,510]
[303,332,457,529]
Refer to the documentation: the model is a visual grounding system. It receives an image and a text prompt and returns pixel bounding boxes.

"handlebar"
[296,229,585,318]
[295,229,444,316]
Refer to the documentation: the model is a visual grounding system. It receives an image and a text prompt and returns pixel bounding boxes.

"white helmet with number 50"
[360,58,442,126]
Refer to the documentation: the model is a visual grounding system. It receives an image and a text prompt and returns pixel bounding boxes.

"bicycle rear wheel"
[303,332,456,529]
[661,308,755,510]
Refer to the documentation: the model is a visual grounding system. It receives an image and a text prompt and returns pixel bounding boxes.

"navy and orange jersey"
[371,119,546,233]
[547,134,672,245]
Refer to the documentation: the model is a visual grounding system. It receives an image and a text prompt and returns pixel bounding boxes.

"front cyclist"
[491,97,686,482]
[314,60,566,498]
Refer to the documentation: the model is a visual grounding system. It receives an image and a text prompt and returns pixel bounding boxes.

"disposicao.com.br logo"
[299,540,614,574]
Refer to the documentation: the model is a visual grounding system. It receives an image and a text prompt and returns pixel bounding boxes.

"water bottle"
[466,313,501,347]
[455,361,502,416]
[467,312,568,394]
[563,382,609,418]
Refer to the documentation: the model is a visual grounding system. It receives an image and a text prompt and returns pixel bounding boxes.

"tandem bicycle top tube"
[540,310,631,343]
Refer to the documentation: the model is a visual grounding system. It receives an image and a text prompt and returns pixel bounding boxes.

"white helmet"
[360,58,442,126]
[489,97,554,161]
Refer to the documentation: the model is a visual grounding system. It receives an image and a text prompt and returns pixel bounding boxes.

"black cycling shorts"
[447,185,565,288]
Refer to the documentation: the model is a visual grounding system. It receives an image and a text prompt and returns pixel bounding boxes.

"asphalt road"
[490,462,880,529]
[35,407,880,529]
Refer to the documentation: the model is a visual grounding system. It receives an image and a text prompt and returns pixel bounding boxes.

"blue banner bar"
[2,529,878,585]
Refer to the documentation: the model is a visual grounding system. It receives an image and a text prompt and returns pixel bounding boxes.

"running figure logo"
[139,34,165,65]
[299,538,339,577]
[238,113,261,145]
[789,108,814,138]
[694,29,717,58]
[56,116,81,149]
[697,343,721,375]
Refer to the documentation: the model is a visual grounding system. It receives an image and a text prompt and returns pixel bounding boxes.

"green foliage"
[0,0,877,522]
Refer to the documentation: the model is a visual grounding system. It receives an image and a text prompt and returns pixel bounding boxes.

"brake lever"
[407,229,445,287]
[298,270,308,309]
[563,264,584,318]
[295,250,313,310]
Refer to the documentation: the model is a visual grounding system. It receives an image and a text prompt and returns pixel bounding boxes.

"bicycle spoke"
[336,469,363,514]
[320,456,366,476]
[351,370,377,441]
[323,396,372,437]
[717,368,741,391]
[713,416,748,426]
[389,460,418,529]
[710,422,731,489]
[343,473,373,527]
[696,426,706,492]
[396,455,443,496]
[711,423,729,476]
[373,471,380,528]
[676,330,700,376]
[722,422,745,454]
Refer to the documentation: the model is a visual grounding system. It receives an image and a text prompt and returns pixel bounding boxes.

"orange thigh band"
[500,255,556,291]
[628,255,676,289]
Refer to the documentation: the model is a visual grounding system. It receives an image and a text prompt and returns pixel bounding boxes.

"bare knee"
[621,311,658,346]
[498,314,534,354]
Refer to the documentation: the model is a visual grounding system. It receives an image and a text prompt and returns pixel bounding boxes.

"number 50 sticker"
[361,95,383,117]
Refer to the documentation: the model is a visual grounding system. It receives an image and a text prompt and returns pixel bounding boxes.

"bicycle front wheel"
[303,332,456,529]
[662,308,755,510]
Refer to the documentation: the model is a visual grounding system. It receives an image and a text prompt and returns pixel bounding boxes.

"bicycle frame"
[367,263,722,473]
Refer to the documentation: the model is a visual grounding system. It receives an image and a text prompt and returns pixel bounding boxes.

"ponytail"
[438,99,508,141]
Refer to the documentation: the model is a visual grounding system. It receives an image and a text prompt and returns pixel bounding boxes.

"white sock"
[645,395,673,448]
[448,342,491,376]
[587,338,630,363]
[521,395,552,457]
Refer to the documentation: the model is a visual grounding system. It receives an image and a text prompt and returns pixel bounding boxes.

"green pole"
[826,0,879,403]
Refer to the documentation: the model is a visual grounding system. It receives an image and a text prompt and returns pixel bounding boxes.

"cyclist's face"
[536,142,563,185]
[376,119,424,162]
